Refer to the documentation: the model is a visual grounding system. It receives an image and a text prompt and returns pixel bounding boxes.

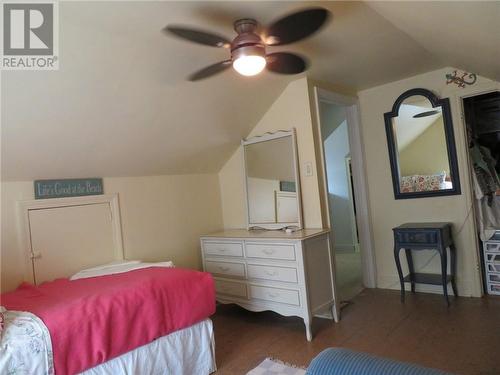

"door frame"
[451,81,500,296]
[345,156,360,252]
[313,87,377,288]
[17,194,124,284]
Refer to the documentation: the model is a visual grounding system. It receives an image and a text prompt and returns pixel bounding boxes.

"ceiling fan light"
[233,55,266,76]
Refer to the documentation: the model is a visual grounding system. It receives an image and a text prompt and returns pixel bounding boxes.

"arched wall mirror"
[242,129,303,229]
[384,88,461,199]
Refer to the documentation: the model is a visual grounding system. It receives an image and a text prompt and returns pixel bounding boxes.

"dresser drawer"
[247,264,298,283]
[205,260,245,278]
[396,231,437,244]
[245,243,296,261]
[215,279,247,298]
[203,241,243,257]
[249,285,300,306]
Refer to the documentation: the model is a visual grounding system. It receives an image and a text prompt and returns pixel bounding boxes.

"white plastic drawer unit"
[215,279,247,298]
[203,241,243,257]
[486,261,500,273]
[205,260,245,278]
[245,243,296,261]
[248,285,300,306]
[485,252,500,263]
[487,272,500,284]
[247,264,298,283]
[487,282,500,295]
[484,242,500,253]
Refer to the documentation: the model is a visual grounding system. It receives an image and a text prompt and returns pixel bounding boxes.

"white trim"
[242,128,303,230]
[313,87,377,288]
[242,130,293,145]
[17,194,125,284]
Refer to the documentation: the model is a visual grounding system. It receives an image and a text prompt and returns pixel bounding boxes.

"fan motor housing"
[231,18,265,60]
[231,44,266,63]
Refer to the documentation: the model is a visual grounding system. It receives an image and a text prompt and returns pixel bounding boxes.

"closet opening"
[463,91,500,296]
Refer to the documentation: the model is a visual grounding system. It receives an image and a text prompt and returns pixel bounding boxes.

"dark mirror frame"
[384,88,461,199]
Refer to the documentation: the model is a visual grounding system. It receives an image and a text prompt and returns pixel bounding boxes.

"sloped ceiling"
[2,1,497,180]
[367,1,500,82]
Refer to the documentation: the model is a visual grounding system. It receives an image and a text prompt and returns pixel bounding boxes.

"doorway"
[462,90,500,296]
[313,87,376,304]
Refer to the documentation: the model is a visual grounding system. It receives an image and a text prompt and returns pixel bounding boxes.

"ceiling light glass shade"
[233,55,266,76]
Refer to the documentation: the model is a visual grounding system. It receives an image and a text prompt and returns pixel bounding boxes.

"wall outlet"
[304,161,313,177]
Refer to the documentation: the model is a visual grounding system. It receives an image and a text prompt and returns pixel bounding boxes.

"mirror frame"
[384,88,461,199]
[242,128,303,230]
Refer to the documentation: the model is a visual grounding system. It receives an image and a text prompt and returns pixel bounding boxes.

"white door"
[276,192,299,222]
[29,203,116,284]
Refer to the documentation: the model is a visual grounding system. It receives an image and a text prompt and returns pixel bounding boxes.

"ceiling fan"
[164,8,330,81]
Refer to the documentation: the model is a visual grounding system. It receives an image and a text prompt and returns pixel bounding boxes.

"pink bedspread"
[1,267,215,375]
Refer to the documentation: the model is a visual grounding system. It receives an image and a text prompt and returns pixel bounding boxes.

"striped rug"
[247,358,306,375]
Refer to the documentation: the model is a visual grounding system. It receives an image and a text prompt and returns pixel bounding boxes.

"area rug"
[246,358,307,375]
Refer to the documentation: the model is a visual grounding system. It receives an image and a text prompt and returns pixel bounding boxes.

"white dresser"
[200,229,337,341]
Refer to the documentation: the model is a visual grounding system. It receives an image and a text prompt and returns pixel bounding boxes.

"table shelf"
[403,273,453,285]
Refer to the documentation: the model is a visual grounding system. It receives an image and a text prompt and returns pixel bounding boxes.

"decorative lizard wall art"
[446,70,477,88]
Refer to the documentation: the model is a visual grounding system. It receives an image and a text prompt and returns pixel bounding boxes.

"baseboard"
[377,274,474,297]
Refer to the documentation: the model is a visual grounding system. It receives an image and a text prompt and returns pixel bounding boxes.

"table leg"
[394,245,405,302]
[405,248,416,293]
[450,244,458,297]
[440,247,450,306]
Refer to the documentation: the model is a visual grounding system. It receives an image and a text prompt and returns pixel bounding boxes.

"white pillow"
[79,260,142,272]
[70,260,174,280]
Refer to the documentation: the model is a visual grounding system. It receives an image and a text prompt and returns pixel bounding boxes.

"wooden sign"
[34,178,103,199]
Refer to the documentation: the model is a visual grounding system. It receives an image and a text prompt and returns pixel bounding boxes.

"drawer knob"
[262,249,275,255]
[267,292,280,298]
[218,266,230,272]
[265,270,278,277]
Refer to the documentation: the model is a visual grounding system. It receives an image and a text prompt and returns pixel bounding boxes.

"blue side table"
[393,222,457,305]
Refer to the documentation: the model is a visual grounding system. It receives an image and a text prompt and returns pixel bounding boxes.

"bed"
[1,195,217,374]
[1,264,217,374]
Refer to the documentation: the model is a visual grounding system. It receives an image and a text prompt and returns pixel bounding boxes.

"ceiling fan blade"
[189,60,232,81]
[164,26,231,48]
[266,52,307,75]
[264,8,330,46]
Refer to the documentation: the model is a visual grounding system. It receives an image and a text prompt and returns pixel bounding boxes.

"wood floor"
[212,289,500,375]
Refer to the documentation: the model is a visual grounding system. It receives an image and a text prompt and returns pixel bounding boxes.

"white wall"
[219,77,324,229]
[358,67,498,297]
[324,120,356,251]
[1,174,223,292]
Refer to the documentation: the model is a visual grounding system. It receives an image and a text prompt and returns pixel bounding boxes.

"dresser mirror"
[242,129,303,229]
[384,88,461,199]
